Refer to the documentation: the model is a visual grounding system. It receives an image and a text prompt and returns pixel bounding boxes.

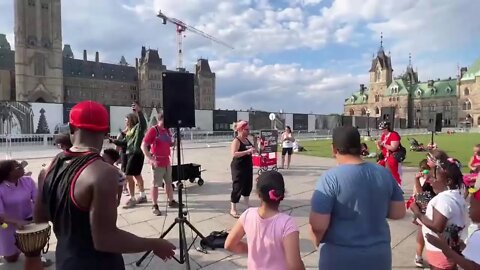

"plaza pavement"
[1,145,430,270]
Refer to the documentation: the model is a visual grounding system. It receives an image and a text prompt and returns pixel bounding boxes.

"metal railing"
[1,127,477,158]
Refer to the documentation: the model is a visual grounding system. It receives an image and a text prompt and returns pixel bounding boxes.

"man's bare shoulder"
[81,159,119,186]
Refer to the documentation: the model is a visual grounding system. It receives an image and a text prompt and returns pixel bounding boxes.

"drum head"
[16,223,50,234]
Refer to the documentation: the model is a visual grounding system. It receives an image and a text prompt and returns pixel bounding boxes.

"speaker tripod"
[136,125,208,270]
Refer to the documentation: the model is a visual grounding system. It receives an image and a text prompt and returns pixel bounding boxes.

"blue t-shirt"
[311,162,404,270]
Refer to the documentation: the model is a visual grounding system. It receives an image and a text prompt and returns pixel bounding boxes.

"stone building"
[344,40,479,128]
[0,0,216,110]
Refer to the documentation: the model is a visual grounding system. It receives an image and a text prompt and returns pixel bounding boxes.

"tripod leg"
[184,220,208,240]
[180,222,191,270]
[136,219,179,267]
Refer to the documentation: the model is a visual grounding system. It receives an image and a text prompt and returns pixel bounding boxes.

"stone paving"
[1,146,429,270]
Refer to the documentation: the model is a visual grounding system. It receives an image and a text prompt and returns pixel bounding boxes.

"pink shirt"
[143,126,172,167]
[240,207,299,270]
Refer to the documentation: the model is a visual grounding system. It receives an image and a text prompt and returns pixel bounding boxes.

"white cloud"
[211,60,367,113]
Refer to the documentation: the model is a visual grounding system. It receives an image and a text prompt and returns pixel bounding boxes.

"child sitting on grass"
[102,148,125,206]
[225,171,304,270]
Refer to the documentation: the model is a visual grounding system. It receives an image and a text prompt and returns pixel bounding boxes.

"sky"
[1,0,480,114]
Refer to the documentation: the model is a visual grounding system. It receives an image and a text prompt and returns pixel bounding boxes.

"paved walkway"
[1,146,426,269]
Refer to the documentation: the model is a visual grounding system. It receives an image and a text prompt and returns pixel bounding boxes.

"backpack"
[147,126,167,152]
[393,144,407,163]
[199,231,229,251]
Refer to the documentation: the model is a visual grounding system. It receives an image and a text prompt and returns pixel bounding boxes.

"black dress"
[230,138,253,203]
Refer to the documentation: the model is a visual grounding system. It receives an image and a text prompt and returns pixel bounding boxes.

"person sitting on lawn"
[468,144,480,173]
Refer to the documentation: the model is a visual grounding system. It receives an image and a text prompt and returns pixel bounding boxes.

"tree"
[36,108,50,134]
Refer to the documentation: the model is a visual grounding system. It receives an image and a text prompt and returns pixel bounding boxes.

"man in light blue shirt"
[309,126,406,270]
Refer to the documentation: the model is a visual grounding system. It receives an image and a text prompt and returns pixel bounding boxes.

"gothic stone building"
[0,0,215,110]
[344,43,480,128]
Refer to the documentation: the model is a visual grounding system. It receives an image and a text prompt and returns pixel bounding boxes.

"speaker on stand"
[428,113,443,145]
[136,71,207,270]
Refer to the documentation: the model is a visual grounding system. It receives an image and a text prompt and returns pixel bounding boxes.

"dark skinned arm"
[34,166,50,223]
[426,234,480,270]
[89,165,174,255]
[411,203,447,234]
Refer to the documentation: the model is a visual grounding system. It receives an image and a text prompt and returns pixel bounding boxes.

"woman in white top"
[281,126,294,169]
[411,157,467,270]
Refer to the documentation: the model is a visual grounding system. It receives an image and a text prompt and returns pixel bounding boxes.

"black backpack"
[393,144,407,163]
[199,231,229,251]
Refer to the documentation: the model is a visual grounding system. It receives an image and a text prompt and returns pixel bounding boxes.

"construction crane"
[157,10,234,71]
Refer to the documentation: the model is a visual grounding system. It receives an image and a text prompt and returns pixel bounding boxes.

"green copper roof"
[384,79,409,96]
[461,57,480,81]
[344,90,369,105]
[413,79,456,99]
[383,78,456,98]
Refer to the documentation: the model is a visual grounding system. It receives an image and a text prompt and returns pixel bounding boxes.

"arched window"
[463,100,472,110]
[375,95,380,102]
[34,53,45,76]
[361,108,367,116]
[444,102,451,111]
[464,88,470,96]
[349,109,354,116]
[375,107,380,115]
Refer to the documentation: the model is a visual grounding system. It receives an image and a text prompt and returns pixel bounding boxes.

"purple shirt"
[0,176,37,256]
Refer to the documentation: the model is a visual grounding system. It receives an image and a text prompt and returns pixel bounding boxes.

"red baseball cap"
[69,100,109,132]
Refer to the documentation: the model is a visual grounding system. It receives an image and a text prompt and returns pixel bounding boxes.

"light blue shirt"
[311,162,404,270]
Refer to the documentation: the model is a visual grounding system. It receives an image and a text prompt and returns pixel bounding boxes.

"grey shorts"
[152,165,172,187]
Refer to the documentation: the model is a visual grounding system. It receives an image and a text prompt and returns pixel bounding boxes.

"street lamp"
[416,109,421,128]
[366,109,371,137]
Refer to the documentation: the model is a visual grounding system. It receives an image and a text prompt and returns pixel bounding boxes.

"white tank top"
[282,133,293,148]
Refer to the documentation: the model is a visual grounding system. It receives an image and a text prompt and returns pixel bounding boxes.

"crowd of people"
[1,102,480,270]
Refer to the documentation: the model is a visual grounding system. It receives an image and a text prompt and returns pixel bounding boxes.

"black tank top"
[42,151,125,270]
[231,138,253,168]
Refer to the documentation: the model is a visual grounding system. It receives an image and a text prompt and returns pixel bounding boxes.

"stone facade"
[344,42,480,128]
[0,0,216,110]
[14,0,63,103]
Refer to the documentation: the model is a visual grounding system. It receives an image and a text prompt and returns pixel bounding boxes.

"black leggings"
[230,166,253,203]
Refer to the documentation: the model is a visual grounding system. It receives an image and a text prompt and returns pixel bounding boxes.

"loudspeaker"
[428,113,443,132]
[435,113,443,132]
[162,71,196,128]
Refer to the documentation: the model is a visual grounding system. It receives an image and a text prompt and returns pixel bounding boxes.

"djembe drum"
[15,223,51,270]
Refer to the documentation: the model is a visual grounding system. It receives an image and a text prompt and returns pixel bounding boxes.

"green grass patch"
[298,133,479,171]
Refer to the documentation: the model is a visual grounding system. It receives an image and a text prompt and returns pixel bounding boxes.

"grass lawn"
[298,133,480,172]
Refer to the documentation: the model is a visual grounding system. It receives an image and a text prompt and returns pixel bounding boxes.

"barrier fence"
[2,127,475,158]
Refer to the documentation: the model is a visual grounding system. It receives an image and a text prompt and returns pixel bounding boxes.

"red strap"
[69,157,102,212]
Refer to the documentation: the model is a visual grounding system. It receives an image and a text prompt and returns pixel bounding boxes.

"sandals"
[230,212,240,219]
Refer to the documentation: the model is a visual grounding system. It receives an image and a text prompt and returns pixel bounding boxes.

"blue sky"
[1,0,480,114]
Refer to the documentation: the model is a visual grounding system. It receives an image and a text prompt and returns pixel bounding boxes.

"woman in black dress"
[230,121,255,218]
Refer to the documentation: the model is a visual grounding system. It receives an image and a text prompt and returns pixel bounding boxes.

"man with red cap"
[34,101,175,270]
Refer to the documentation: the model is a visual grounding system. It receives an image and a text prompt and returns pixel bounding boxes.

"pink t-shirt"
[240,207,299,270]
[143,126,172,167]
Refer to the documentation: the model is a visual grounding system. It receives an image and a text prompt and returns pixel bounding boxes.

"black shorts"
[125,152,145,176]
[282,147,293,156]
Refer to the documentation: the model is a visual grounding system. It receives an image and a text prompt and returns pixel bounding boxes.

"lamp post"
[416,109,421,128]
[366,109,371,137]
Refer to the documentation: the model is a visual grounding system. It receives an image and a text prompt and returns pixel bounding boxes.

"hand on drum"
[152,239,176,261]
